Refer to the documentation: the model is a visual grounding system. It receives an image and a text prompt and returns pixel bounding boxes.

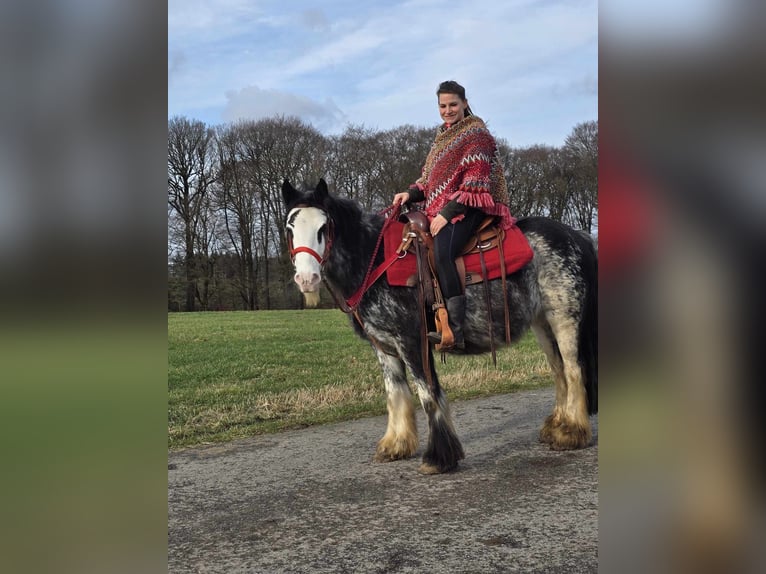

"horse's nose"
[294,272,320,288]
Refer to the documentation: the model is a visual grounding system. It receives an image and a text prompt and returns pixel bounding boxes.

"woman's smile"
[438,93,467,125]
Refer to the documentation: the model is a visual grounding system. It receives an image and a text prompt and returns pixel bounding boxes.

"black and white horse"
[283,179,597,474]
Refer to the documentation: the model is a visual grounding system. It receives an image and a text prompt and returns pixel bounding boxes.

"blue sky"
[168,0,597,147]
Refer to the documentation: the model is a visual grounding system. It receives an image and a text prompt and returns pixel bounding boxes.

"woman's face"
[438,93,468,126]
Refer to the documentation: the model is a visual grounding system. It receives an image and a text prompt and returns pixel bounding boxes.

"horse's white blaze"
[286,207,327,294]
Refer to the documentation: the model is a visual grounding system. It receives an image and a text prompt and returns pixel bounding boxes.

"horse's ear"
[314,178,329,203]
[282,179,299,206]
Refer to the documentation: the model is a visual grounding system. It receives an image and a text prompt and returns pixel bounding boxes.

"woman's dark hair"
[436,80,473,116]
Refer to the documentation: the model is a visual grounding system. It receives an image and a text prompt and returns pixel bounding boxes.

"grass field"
[168,310,551,449]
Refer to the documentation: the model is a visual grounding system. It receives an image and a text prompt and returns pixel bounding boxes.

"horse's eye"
[317,224,326,243]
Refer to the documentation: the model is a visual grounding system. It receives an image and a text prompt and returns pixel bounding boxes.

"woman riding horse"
[393,80,514,351]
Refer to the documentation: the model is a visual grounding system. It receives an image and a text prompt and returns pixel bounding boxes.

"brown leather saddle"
[397,210,511,363]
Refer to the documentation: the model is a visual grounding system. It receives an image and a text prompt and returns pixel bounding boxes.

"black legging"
[433,207,486,299]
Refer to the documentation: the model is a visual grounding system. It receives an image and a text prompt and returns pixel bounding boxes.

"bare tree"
[325,125,383,210]
[168,116,216,311]
[503,144,558,219]
[544,147,573,223]
[563,120,598,233]
[193,190,224,310]
[326,124,433,211]
[377,124,434,208]
[215,123,260,309]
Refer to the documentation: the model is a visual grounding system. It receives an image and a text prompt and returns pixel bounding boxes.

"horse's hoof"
[548,422,591,450]
[373,451,395,463]
[417,461,459,475]
[417,462,443,475]
[375,435,418,462]
[539,413,560,444]
[374,449,411,463]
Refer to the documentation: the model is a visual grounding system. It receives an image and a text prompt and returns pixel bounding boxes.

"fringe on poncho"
[413,115,514,229]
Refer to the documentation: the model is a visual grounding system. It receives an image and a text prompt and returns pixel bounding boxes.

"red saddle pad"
[383,221,534,287]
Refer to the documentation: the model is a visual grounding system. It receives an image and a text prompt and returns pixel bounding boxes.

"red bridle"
[287,214,334,265]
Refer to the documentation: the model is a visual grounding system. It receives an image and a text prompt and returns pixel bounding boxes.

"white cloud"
[221,86,346,132]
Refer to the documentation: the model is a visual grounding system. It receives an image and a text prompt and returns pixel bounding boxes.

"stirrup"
[432,306,455,348]
[428,331,465,352]
[427,331,442,345]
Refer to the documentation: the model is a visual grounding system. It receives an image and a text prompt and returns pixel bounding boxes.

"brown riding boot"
[427,295,466,351]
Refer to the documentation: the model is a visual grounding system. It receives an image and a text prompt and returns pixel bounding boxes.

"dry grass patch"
[259,384,382,416]
[170,382,386,447]
[439,345,551,400]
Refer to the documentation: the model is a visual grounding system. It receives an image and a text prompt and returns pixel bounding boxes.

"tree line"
[168,115,597,312]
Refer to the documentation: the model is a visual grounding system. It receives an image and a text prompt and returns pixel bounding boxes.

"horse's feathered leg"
[537,315,592,450]
[531,322,567,444]
[554,317,592,449]
[373,350,418,462]
[406,353,465,474]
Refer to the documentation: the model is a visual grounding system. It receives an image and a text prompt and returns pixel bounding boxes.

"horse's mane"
[324,195,382,244]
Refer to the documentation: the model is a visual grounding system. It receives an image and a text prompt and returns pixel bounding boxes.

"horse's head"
[282,179,332,307]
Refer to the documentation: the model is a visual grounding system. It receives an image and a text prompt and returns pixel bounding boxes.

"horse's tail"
[578,235,598,415]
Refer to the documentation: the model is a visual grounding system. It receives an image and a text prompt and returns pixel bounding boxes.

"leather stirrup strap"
[496,231,511,344]
[478,248,497,366]
[414,240,435,392]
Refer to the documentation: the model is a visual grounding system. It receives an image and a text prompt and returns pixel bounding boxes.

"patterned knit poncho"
[412,115,514,230]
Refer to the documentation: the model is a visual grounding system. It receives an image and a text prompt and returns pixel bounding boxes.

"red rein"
[345,203,401,309]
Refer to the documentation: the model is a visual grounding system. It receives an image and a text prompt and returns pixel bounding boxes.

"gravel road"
[169,389,598,573]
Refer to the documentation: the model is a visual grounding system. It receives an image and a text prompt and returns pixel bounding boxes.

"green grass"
[168,310,552,449]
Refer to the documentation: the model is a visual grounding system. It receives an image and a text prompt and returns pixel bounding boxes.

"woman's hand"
[393,192,410,206]
[430,214,448,236]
